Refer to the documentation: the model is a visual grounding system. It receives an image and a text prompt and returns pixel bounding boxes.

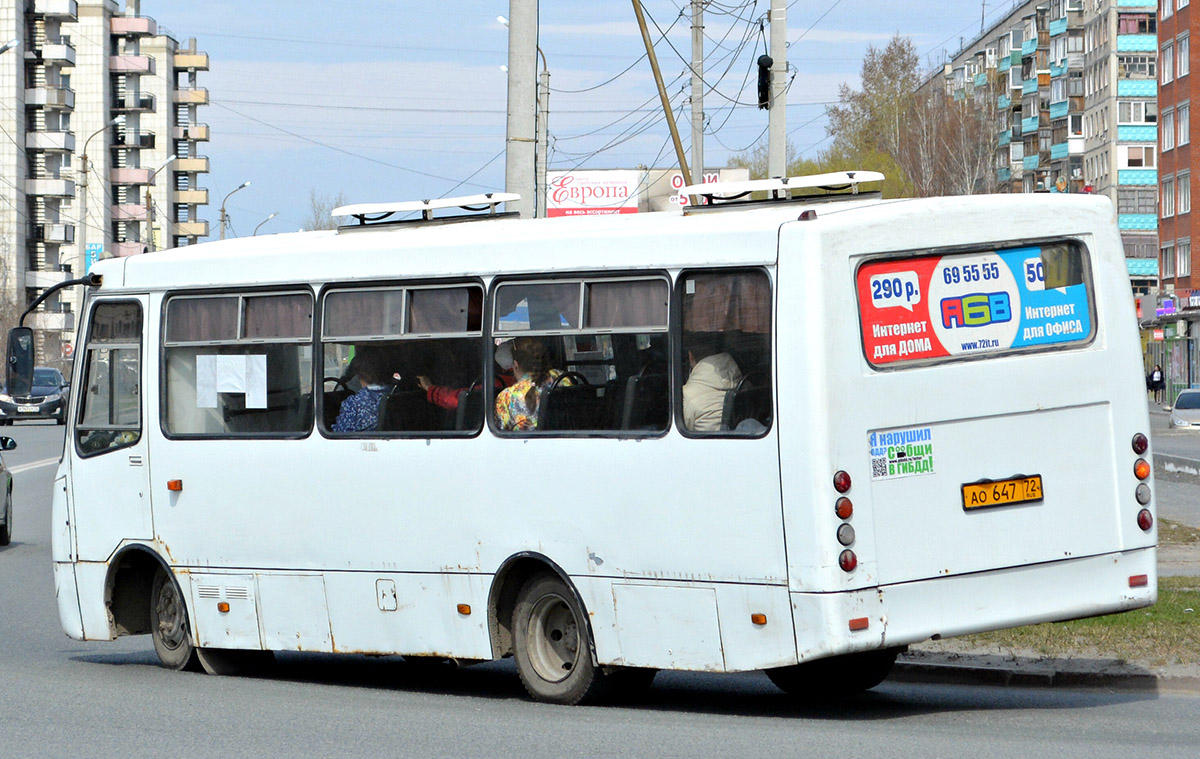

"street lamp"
[498,15,549,218]
[78,115,125,272]
[144,154,176,253]
[218,180,251,240]
[0,38,20,55]
[253,212,278,236]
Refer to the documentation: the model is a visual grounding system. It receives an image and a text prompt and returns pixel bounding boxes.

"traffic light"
[757,55,773,110]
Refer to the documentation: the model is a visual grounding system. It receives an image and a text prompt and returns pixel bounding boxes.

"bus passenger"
[495,338,564,431]
[682,337,742,432]
[332,349,390,433]
[417,340,515,410]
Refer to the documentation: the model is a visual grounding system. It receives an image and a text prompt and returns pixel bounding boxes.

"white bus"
[19,177,1157,704]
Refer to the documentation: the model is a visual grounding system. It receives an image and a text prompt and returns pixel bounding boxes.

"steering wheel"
[550,371,591,390]
[323,376,355,393]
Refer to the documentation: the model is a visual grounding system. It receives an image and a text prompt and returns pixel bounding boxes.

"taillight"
[1132,433,1149,455]
[839,550,858,572]
[837,524,856,546]
[1137,509,1154,531]
[833,470,852,493]
[1134,458,1151,480]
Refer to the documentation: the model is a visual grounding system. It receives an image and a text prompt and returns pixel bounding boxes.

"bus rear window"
[856,241,1093,367]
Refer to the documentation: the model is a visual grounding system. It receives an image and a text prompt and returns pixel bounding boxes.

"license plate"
[962,474,1044,510]
[17,405,38,413]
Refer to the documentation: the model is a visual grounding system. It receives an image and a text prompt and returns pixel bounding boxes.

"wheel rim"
[525,592,581,683]
[154,579,187,651]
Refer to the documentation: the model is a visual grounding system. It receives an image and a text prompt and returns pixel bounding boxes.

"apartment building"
[1158,0,1194,299]
[0,0,208,365]
[935,0,1158,295]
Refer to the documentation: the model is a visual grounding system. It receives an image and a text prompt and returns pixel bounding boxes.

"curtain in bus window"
[166,297,237,342]
[244,294,312,339]
[89,301,144,342]
[683,272,770,333]
[587,280,668,329]
[408,287,471,333]
[494,283,580,331]
[323,290,404,338]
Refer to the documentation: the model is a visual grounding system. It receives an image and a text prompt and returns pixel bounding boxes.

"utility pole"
[504,0,538,219]
[691,0,704,186]
[632,0,692,189]
[536,53,549,218]
[767,0,787,178]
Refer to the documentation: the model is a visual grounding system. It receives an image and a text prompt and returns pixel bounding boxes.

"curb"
[893,652,1200,693]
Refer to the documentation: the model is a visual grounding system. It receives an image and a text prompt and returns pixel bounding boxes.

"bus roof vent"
[680,171,884,214]
[333,192,521,232]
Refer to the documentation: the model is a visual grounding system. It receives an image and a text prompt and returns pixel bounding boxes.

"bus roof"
[99,192,1116,292]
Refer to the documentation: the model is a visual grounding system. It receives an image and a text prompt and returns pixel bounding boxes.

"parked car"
[1168,388,1200,429]
[0,435,16,545]
[0,367,69,425]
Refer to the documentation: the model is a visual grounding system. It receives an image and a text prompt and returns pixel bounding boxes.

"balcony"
[174,52,209,71]
[113,241,147,257]
[25,177,75,197]
[110,54,155,75]
[1049,101,1069,120]
[1021,37,1038,56]
[25,130,75,152]
[176,188,208,204]
[1051,142,1070,160]
[115,129,155,149]
[1049,18,1068,37]
[1116,34,1157,52]
[999,130,1012,146]
[1118,213,1159,231]
[112,203,148,221]
[29,223,75,244]
[1117,80,1157,97]
[1117,124,1158,142]
[175,156,210,173]
[24,86,75,109]
[111,167,153,185]
[1021,115,1040,134]
[174,87,209,105]
[111,16,157,36]
[998,167,1012,182]
[113,93,155,111]
[173,123,209,141]
[1022,77,1038,94]
[32,41,76,65]
[175,220,209,237]
[25,308,74,332]
[1023,154,1040,170]
[25,268,74,289]
[32,0,78,18]
[1118,169,1157,185]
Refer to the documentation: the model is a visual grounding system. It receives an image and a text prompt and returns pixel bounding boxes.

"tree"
[302,189,350,231]
[827,35,920,163]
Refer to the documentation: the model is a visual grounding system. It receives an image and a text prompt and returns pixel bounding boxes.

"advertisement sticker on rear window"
[857,242,1092,367]
[869,427,935,480]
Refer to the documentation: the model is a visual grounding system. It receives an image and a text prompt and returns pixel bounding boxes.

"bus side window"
[491,277,669,434]
[163,292,313,437]
[678,269,772,436]
[320,284,483,436]
[77,301,143,455]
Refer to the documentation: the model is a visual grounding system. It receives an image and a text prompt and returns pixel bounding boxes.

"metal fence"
[1145,336,1199,406]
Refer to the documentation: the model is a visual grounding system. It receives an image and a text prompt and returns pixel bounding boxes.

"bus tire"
[512,574,605,705]
[150,567,200,671]
[766,648,901,698]
[0,489,12,546]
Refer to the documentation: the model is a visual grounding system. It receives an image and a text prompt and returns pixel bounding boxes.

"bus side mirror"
[6,327,34,399]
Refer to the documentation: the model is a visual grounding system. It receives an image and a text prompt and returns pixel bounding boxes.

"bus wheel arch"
[488,553,593,663]
[105,544,168,637]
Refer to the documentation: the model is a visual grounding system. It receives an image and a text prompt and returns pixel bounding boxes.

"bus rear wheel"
[150,567,200,671]
[766,648,902,699]
[512,574,605,705]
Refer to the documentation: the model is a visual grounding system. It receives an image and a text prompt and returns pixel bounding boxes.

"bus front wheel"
[512,574,604,705]
[150,568,200,671]
[766,648,902,698]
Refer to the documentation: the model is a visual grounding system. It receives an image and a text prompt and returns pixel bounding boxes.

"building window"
[1181,0,1191,11]
[1118,55,1157,78]
[1164,243,1177,279]
[1180,102,1191,145]
[1164,0,1174,20]
[1163,109,1176,151]
[1181,36,1191,78]
[1163,44,1175,84]
[1180,172,1192,214]
[1124,145,1156,168]
[1163,177,1176,217]
[1179,239,1192,278]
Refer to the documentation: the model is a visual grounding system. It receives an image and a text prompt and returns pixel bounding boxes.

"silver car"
[1169,389,1200,429]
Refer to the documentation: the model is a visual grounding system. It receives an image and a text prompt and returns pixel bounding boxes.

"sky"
[140,0,1030,236]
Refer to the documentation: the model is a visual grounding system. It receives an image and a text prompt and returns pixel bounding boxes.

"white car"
[1168,389,1200,429]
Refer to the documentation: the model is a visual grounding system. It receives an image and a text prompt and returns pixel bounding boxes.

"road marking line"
[9,457,61,474]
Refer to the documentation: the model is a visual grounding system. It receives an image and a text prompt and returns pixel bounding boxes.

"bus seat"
[455,387,484,431]
[539,384,608,431]
[720,382,771,432]
[378,388,441,432]
[620,372,669,430]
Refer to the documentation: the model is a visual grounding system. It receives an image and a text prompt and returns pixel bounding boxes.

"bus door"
[70,297,154,561]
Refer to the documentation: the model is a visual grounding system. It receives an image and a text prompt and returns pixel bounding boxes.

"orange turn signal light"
[1134,459,1151,480]
[217,602,230,613]
[167,479,183,492]
[751,613,767,626]
[457,604,471,615]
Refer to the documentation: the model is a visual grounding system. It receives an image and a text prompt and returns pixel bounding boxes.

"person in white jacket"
[682,346,742,432]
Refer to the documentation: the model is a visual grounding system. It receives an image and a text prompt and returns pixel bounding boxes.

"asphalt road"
[2,424,1199,758]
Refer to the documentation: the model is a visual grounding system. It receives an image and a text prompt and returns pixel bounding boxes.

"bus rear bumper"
[790,547,1157,662]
